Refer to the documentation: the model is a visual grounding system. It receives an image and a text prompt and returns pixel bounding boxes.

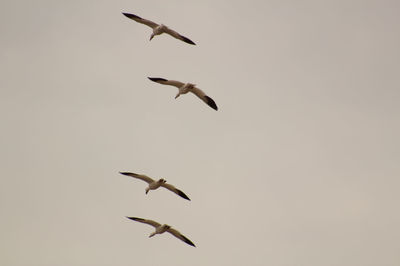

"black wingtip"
[126,216,144,222]
[177,190,191,201]
[119,172,132,176]
[205,96,218,110]
[122,12,142,20]
[148,77,168,82]
[182,236,196,247]
[181,36,196,45]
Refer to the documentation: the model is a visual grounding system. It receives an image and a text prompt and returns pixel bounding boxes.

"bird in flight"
[120,172,191,201]
[126,216,196,247]
[148,77,218,110]
[122,12,196,45]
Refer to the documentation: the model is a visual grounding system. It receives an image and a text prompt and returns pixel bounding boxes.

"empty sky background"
[1,0,399,265]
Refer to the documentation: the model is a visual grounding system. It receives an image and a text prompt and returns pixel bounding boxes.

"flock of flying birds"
[120,11,219,248]
[122,12,218,111]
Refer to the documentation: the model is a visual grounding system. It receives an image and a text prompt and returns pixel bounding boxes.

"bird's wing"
[161,183,191,201]
[122,13,159,29]
[167,228,196,247]
[191,87,218,110]
[119,172,154,184]
[148,77,185,89]
[163,26,196,45]
[126,217,161,228]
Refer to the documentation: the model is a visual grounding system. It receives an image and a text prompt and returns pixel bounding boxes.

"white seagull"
[148,77,218,110]
[119,172,191,201]
[126,217,196,247]
[122,12,196,45]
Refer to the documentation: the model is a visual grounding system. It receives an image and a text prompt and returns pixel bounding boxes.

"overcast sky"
[1,0,399,265]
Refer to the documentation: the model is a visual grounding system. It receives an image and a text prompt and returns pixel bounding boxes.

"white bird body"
[148,179,165,191]
[177,83,195,96]
[119,172,191,200]
[151,24,167,40]
[150,224,170,237]
[126,217,196,247]
[122,13,196,45]
[148,77,218,110]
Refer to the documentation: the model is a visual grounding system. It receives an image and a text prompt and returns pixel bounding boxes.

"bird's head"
[164,224,171,230]
[159,178,167,184]
[186,83,196,89]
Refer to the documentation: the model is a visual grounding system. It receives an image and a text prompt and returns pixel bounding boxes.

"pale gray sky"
[1,0,399,265]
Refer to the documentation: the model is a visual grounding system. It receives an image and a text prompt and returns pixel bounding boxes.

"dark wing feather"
[119,172,154,184]
[148,77,168,83]
[122,12,158,29]
[163,27,196,45]
[126,217,161,228]
[148,77,185,88]
[167,228,196,247]
[191,87,218,110]
[179,35,196,45]
[161,183,191,201]
[204,96,218,111]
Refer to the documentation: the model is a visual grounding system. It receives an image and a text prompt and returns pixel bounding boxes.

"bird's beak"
[149,35,154,41]
[175,94,180,99]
